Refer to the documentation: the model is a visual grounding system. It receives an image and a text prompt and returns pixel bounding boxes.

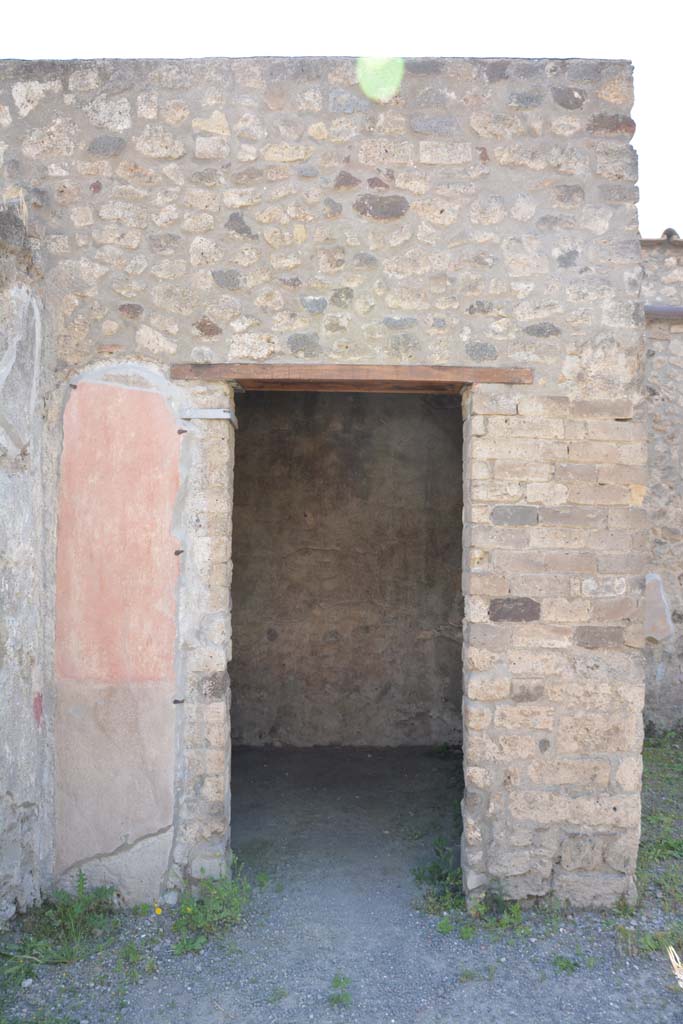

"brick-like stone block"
[488,597,541,621]
[575,625,624,648]
[490,505,539,526]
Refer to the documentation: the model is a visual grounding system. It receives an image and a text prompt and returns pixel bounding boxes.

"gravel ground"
[3,746,683,1024]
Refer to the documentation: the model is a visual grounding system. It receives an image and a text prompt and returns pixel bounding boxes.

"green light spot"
[357,57,405,103]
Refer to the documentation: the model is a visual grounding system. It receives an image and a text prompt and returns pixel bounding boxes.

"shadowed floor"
[232,745,462,889]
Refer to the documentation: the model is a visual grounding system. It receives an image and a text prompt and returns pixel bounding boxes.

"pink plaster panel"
[56,381,181,683]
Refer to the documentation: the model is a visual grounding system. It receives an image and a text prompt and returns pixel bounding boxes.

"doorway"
[229,391,464,890]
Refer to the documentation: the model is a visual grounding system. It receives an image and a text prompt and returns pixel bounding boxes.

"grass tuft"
[328,973,352,1007]
[172,863,251,955]
[0,872,118,988]
[412,839,466,915]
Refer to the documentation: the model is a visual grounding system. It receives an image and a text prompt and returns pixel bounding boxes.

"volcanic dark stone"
[551,86,586,109]
[353,194,409,220]
[87,134,126,157]
[489,597,541,622]
[212,269,242,290]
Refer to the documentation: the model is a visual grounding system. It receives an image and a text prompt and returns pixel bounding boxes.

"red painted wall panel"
[56,382,181,683]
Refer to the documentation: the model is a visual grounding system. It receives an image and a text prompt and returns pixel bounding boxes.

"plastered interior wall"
[54,379,180,902]
[0,55,649,910]
[231,392,463,747]
[642,239,683,731]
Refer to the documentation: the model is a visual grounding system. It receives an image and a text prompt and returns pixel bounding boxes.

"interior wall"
[230,392,463,747]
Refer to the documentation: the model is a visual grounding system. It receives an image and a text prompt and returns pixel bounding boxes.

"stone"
[560,834,604,871]
[352,194,410,220]
[466,342,498,362]
[301,296,327,313]
[194,317,222,336]
[118,303,143,319]
[575,626,624,649]
[85,95,131,131]
[334,170,360,188]
[226,212,255,237]
[556,713,640,755]
[12,79,61,117]
[489,597,541,622]
[87,134,126,157]
[0,204,28,252]
[524,322,560,337]
[588,114,636,136]
[331,287,354,307]
[195,136,230,159]
[357,139,414,165]
[409,116,459,135]
[192,111,230,135]
[384,316,417,330]
[212,269,242,290]
[288,332,321,356]
[136,325,176,355]
[263,143,312,162]
[135,125,185,159]
[354,252,377,267]
[490,505,538,526]
[551,87,586,110]
[21,116,76,157]
[418,141,472,164]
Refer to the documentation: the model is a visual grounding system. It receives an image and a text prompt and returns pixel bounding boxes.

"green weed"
[616,921,683,956]
[552,954,580,974]
[436,917,454,935]
[0,872,118,987]
[172,864,251,955]
[116,939,142,983]
[638,732,683,905]
[474,895,531,938]
[412,839,465,915]
[457,968,479,982]
[328,973,352,1007]
[267,986,288,1004]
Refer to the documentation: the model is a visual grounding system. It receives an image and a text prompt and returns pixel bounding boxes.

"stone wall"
[231,392,463,747]
[0,199,50,919]
[0,55,645,910]
[462,385,646,904]
[642,239,683,731]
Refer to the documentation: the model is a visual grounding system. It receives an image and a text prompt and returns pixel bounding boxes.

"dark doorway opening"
[229,392,464,892]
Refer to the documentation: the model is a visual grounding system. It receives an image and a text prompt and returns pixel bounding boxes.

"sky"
[2,0,679,238]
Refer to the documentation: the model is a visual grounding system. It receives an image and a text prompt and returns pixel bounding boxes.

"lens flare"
[356,57,405,103]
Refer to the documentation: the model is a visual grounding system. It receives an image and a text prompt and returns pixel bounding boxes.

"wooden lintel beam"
[170,363,534,392]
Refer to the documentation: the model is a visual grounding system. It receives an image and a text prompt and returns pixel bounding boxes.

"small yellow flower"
[154,906,162,915]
